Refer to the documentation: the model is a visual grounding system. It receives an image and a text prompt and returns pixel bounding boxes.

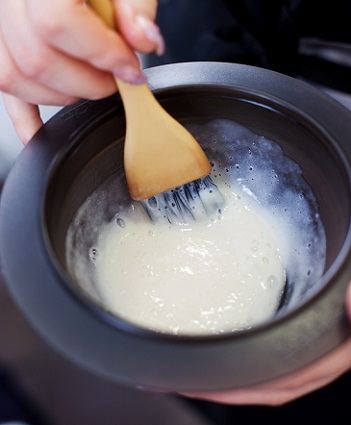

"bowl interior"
[45,86,351,332]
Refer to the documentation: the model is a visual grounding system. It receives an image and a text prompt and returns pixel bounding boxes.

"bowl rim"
[1,62,351,391]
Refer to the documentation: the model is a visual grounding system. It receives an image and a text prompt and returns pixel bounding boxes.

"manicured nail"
[114,66,147,85]
[135,15,165,56]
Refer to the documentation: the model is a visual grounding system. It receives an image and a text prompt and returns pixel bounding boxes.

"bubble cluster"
[186,119,327,308]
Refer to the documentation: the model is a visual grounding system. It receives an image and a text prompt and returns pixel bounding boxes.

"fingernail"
[135,15,165,56]
[114,66,147,85]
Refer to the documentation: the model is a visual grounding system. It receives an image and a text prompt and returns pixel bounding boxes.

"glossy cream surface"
[94,187,285,334]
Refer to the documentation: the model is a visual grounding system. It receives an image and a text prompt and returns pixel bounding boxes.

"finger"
[185,370,344,407]
[183,336,351,406]
[346,281,351,321]
[114,0,165,55]
[3,93,43,144]
[0,30,78,105]
[26,0,146,83]
[0,2,124,97]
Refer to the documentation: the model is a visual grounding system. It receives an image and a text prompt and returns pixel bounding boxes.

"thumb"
[114,0,165,56]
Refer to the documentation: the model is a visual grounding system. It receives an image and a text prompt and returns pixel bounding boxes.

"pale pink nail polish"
[114,66,147,85]
[135,15,166,56]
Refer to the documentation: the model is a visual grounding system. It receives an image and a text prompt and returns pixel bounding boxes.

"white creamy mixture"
[66,119,327,336]
[94,188,285,334]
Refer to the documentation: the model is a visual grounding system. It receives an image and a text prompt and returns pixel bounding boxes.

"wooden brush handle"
[89,0,117,30]
[88,0,154,115]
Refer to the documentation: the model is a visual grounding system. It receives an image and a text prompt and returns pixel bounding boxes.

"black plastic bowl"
[1,62,351,392]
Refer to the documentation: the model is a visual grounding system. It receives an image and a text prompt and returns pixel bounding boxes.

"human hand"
[0,0,164,143]
[185,283,351,406]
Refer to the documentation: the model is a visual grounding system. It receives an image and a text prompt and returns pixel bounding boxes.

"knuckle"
[30,9,63,39]
[17,49,47,80]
